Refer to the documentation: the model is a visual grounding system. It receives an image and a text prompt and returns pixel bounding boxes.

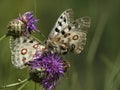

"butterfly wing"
[68,17,91,54]
[54,17,91,54]
[10,36,45,69]
[49,9,74,39]
[47,9,91,54]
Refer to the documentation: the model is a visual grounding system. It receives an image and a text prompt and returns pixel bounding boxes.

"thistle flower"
[17,12,38,33]
[7,12,38,38]
[28,52,70,90]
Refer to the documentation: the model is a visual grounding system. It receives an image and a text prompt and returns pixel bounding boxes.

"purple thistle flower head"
[17,12,38,34]
[7,12,39,38]
[28,52,70,90]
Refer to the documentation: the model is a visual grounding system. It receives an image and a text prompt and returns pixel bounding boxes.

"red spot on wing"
[21,49,27,55]
[33,44,38,49]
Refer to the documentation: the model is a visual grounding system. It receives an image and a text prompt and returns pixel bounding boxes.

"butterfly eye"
[21,49,27,55]
[33,44,38,49]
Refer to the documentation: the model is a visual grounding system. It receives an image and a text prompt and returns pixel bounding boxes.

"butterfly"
[45,9,91,54]
[8,9,90,69]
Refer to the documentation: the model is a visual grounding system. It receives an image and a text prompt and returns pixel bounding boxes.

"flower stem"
[35,82,37,90]
[0,78,30,89]
[17,80,29,90]
[0,35,6,41]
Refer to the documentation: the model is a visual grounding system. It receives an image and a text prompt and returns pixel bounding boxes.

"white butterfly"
[46,9,91,54]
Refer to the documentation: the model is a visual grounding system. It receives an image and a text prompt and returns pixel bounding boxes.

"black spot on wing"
[29,40,33,43]
[60,16,63,19]
[68,26,71,30]
[70,44,75,52]
[58,21,62,26]
[63,17,66,23]
[64,33,71,38]
[23,39,27,43]
[55,28,60,32]
[61,30,65,35]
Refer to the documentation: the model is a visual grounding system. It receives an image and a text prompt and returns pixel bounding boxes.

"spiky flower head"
[17,12,38,33]
[28,52,70,90]
[7,12,38,38]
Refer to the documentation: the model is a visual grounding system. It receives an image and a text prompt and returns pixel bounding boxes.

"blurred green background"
[0,0,120,90]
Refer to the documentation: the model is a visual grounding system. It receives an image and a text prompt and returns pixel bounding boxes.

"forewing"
[49,9,74,39]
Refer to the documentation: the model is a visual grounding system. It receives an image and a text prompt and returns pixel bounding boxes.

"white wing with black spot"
[49,9,74,39]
